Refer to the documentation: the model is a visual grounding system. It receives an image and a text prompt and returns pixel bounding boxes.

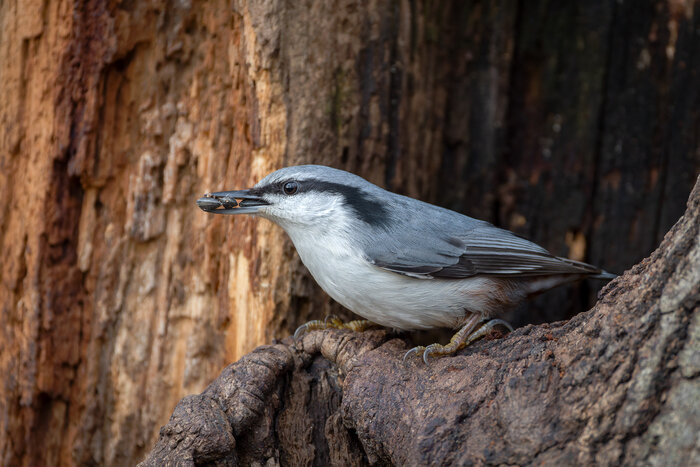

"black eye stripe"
[297,180,390,227]
[253,178,389,227]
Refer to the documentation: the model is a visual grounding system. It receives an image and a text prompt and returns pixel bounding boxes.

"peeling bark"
[141,176,699,465]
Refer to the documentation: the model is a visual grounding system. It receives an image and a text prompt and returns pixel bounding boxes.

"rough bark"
[142,176,699,466]
[1,1,699,466]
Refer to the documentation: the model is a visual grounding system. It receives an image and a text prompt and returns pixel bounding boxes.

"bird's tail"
[589,270,617,281]
[554,256,618,281]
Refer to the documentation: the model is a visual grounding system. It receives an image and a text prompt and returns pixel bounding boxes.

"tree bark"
[1,1,699,466]
[142,176,699,466]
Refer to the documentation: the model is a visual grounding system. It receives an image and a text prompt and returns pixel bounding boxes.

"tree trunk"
[0,1,698,466]
[142,176,699,465]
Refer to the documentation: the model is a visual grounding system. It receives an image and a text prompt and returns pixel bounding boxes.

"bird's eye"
[283,181,298,195]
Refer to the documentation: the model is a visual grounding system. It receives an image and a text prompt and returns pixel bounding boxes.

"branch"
[140,176,700,466]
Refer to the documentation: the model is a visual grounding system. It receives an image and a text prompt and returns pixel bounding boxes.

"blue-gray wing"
[366,223,602,279]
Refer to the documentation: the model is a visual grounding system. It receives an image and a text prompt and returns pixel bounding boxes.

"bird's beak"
[196,189,269,215]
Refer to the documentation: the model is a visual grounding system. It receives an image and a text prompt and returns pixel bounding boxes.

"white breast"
[286,227,508,330]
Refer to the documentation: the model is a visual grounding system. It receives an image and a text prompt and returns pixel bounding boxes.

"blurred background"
[1,1,699,465]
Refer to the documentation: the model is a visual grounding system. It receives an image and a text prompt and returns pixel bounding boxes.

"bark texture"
[1,1,699,466]
[143,176,700,466]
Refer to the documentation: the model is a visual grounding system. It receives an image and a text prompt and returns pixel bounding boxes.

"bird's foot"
[293,315,376,341]
[403,317,513,365]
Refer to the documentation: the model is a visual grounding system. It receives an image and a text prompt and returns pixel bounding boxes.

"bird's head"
[197,165,390,232]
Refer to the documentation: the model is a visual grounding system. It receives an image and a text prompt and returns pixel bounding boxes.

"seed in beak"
[197,196,225,212]
[219,196,238,209]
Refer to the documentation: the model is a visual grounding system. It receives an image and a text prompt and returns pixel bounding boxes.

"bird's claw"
[403,343,450,365]
[402,317,514,365]
[423,344,442,365]
[403,346,426,364]
[464,318,514,346]
[293,319,326,342]
[293,323,308,342]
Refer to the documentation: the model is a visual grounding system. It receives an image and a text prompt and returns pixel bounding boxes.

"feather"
[366,221,604,279]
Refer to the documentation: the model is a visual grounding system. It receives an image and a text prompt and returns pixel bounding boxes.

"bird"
[197,165,615,363]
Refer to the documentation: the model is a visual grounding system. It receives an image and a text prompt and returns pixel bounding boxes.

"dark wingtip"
[590,270,618,281]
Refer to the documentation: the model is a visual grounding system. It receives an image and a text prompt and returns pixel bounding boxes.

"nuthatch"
[197,165,615,363]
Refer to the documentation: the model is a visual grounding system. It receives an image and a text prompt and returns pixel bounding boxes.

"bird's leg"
[293,315,376,341]
[403,315,513,365]
[325,316,375,332]
[403,314,482,364]
[463,319,513,346]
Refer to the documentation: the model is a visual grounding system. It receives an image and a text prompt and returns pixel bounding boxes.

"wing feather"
[367,223,602,279]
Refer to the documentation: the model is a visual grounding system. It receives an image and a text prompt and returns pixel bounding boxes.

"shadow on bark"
[141,176,699,466]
